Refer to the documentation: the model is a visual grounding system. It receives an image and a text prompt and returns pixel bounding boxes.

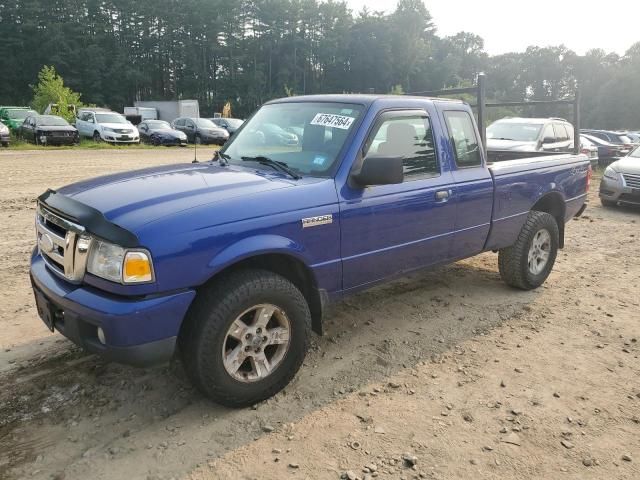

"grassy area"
[4,138,166,150]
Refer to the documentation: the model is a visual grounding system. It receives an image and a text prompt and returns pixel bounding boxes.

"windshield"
[630,146,640,158]
[95,113,128,124]
[8,109,37,120]
[195,118,216,128]
[38,116,69,126]
[222,102,364,176]
[618,135,632,144]
[487,122,542,142]
[147,120,171,129]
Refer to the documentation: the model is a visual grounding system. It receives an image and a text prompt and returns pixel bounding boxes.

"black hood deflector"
[38,189,140,248]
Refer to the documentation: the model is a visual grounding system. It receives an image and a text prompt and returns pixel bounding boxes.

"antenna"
[192,126,198,163]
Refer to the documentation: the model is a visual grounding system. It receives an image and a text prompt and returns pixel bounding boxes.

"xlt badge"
[302,214,333,228]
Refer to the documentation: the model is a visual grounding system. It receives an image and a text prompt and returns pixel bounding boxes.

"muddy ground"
[0,149,638,480]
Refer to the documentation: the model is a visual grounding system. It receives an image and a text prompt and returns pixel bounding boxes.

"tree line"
[0,0,638,128]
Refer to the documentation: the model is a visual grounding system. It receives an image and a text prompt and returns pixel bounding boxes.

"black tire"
[194,134,202,145]
[1,142,8,148]
[93,131,102,143]
[179,269,311,407]
[152,136,161,146]
[498,211,559,290]
[600,198,617,208]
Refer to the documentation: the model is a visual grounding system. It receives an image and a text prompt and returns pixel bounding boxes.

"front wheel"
[179,269,311,407]
[1,142,8,148]
[600,198,617,208]
[194,134,202,145]
[93,131,102,143]
[498,211,559,290]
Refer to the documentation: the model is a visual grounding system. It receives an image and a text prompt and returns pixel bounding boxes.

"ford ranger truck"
[30,95,590,407]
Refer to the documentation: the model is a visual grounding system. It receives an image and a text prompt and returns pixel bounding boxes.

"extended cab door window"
[364,114,439,179]
[443,111,482,168]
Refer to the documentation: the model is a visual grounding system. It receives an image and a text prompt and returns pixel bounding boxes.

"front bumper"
[599,175,640,206]
[30,251,196,367]
[39,135,78,146]
[103,133,140,143]
[160,136,188,146]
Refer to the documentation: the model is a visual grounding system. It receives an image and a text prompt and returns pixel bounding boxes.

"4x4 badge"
[301,214,333,228]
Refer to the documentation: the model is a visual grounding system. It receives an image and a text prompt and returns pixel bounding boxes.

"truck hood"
[486,139,538,152]
[57,163,294,232]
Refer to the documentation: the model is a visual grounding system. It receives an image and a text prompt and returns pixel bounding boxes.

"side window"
[175,119,185,127]
[365,114,439,179]
[542,124,555,141]
[565,123,574,141]
[444,111,482,168]
[553,124,568,142]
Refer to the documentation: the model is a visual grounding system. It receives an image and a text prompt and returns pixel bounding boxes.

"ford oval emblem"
[40,233,55,253]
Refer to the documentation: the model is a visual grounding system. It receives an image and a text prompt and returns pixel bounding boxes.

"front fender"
[207,234,310,274]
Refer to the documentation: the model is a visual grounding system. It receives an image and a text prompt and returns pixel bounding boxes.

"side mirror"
[351,155,404,186]
[542,136,555,144]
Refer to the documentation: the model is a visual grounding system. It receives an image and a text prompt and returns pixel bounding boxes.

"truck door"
[441,109,493,258]
[339,110,457,291]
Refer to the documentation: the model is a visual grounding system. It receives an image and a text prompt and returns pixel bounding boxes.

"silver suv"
[75,108,140,144]
[487,117,574,153]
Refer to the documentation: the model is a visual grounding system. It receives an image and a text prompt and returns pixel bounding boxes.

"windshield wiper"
[494,137,516,141]
[241,156,301,180]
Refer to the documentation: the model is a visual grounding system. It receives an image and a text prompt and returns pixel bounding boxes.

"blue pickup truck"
[30,95,590,406]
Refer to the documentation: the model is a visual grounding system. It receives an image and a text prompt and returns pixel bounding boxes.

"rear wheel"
[600,198,617,208]
[179,269,311,407]
[498,211,559,290]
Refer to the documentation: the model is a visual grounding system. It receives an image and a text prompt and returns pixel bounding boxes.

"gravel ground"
[0,149,638,480]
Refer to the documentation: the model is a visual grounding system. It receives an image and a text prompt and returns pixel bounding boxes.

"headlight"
[603,166,619,181]
[103,127,115,133]
[87,239,154,284]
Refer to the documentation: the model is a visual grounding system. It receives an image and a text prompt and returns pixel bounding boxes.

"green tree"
[31,66,84,122]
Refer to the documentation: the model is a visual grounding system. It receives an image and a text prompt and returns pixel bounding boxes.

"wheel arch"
[194,237,325,335]
[531,191,566,248]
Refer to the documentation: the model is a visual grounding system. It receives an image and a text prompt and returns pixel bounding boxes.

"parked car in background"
[171,117,229,145]
[624,131,640,143]
[245,122,299,146]
[580,134,627,167]
[75,109,140,144]
[600,146,640,207]
[487,117,574,154]
[19,115,79,146]
[581,130,635,152]
[0,121,10,147]
[0,107,38,131]
[209,117,244,136]
[138,120,188,146]
[579,135,599,167]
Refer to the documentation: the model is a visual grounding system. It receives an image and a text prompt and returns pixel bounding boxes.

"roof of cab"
[266,93,464,107]
[493,117,570,125]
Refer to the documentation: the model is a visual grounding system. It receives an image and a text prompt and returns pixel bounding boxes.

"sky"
[345,0,640,56]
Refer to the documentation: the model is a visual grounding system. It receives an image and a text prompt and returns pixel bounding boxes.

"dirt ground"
[0,149,638,480]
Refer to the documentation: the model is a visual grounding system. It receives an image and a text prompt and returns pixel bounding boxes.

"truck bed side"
[484,154,590,251]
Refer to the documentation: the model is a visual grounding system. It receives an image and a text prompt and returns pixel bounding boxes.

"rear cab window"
[443,111,482,168]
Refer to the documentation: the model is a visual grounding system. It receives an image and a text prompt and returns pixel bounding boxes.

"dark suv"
[171,117,229,145]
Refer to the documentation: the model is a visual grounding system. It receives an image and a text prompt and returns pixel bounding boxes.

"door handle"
[435,190,451,201]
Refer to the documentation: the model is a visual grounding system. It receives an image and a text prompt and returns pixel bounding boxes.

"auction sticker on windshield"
[310,113,355,130]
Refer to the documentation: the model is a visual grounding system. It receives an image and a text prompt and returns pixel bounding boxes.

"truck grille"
[36,204,91,283]
[622,173,640,189]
